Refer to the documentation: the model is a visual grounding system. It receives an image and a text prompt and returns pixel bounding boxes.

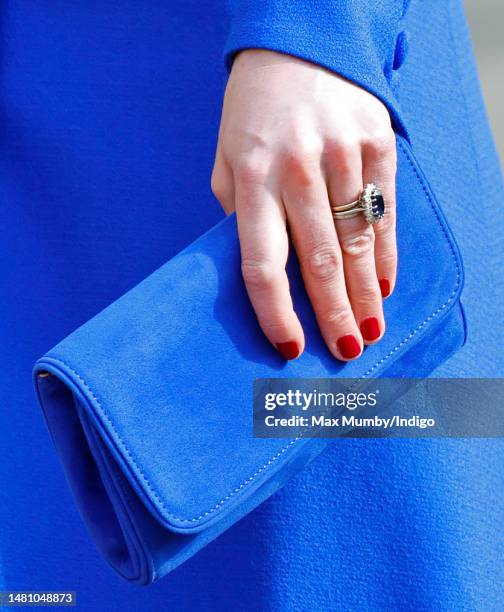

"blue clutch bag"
[33,137,466,584]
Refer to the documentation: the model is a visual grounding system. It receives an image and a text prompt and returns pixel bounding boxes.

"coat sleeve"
[224,0,410,138]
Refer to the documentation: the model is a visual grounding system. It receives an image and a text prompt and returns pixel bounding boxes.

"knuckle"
[283,141,320,164]
[282,146,321,187]
[261,319,292,336]
[339,229,375,257]
[241,258,276,289]
[336,136,360,160]
[368,134,395,158]
[363,124,395,156]
[304,245,341,283]
[325,137,359,173]
[321,306,353,328]
[353,285,380,306]
[234,156,269,185]
[376,249,397,267]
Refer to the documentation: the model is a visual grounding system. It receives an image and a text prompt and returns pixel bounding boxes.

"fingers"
[328,144,385,346]
[282,151,363,361]
[212,134,396,361]
[362,135,398,299]
[233,159,305,359]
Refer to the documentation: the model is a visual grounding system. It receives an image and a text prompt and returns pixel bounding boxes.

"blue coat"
[1,1,502,610]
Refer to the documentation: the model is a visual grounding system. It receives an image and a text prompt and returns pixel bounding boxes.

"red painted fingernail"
[276,341,300,360]
[360,317,381,342]
[379,279,391,298]
[336,335,361,359]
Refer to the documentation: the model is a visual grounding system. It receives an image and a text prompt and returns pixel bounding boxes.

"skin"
[211,49,397,361]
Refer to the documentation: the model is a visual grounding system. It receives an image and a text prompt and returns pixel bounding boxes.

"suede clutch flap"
[33,137,465,584]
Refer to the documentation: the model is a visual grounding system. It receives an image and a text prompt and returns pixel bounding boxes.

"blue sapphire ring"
[330,183,385,225]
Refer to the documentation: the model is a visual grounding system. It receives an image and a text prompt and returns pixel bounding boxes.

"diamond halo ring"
[330,183,385,225]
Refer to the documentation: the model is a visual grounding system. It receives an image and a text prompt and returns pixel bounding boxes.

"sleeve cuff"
[224,0,409,139]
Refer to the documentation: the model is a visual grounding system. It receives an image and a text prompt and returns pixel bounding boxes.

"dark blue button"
[393,30,410,71]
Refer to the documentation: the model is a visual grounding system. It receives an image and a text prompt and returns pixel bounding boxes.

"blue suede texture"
[33,137,465,584]
[1,0,503,609]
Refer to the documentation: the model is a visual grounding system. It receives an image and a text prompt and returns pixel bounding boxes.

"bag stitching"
[362,140,462,376]
[43,140,462,525]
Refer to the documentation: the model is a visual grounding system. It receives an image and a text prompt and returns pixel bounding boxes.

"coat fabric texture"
[0,0,502,610]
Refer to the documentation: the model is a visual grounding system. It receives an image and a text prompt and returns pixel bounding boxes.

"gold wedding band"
[330,183,385,225]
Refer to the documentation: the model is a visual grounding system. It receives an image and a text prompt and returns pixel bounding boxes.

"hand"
[211,50,397,361]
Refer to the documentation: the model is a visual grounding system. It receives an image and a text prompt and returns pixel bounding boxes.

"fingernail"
[336,335,361,359]
[276,341,300,360]
[360,317,381,342]
[379,279,391,298]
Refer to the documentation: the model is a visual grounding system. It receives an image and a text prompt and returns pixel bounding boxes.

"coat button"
[393,30,410,71]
